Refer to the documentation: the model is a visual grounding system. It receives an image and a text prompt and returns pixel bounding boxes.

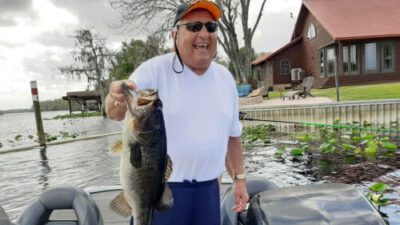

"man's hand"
[232,180,249,212]
[106,80,136,121]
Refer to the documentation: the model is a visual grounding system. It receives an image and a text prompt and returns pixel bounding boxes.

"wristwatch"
[233,173,246,180]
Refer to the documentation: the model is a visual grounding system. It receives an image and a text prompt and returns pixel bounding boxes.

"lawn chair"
[294,76,315,98]
[248,82,269,98]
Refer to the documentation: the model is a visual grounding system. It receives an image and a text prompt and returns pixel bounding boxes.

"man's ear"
[171,30,177,41]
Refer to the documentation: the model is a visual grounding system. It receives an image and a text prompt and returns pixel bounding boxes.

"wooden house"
[252,0,400,89]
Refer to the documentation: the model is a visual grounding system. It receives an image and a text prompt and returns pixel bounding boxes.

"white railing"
[240,99,400,137]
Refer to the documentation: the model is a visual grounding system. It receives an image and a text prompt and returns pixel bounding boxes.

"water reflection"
[39,147,51,190]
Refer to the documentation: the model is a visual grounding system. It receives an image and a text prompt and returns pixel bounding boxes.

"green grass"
[265,82,400,101]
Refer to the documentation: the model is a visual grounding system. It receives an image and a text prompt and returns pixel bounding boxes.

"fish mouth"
[121,82,137,116]
[136,89,158,106]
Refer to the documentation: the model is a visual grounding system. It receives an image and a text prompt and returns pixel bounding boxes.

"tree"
[109,0,267,85]
[228,47,257,84]
[109,34,168,80]
[59,29,113,117]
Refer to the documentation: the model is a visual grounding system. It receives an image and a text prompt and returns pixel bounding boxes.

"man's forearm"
[226,136,245,177]
[227,136,249,212]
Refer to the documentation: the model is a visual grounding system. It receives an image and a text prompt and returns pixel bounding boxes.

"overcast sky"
[0,0,302,110]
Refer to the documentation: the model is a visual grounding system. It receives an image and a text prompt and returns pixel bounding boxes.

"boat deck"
[50,184,232,225]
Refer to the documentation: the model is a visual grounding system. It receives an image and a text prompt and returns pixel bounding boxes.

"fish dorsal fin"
[109,140,123,154]
[165,155,173,182]
[109,192,132,217]
[156,183,174,211]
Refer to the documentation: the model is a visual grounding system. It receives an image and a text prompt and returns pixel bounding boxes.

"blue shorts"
[130,179,220,225]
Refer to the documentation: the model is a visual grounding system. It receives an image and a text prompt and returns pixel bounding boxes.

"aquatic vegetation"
[273,145,286,158]
[14,135,22,141]
[44,133,58,142]
[59,131,78,139]
[273,145,308,159]
[52,112,102,119]
[300,120,399,156]
[33,131,80,143]
[366,183,389,210]
[242,124,275,147]
[0,142,2,148]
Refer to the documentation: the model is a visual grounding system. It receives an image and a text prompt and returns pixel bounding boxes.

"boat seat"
[45,222,77,225]
[221,176,279,225]
[17,186,103,225]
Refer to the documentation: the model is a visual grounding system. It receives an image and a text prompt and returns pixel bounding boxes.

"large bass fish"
[110,83,173,225]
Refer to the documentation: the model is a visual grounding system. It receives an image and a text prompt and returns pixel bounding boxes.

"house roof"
[62,91,100,101]
[252,36,302,66]
[303,0,400,40]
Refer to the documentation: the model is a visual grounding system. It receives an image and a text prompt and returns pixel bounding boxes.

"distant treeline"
[0,99,81,114]
[36,99,81,111]
[0,108,32,114]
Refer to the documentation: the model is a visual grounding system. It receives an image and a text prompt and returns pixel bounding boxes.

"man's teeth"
[195,43,208,47]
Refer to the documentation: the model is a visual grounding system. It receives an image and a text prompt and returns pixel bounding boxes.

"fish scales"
[110,83,173,225]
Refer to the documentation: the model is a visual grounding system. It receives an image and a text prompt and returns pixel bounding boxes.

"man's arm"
[105,80,136,121]
[226,136,249,212]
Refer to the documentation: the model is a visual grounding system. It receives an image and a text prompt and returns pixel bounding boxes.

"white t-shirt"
[129,53,242,182]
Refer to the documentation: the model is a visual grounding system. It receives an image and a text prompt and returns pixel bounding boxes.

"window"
[319,50,325,77]
[255,67,262,81]
[363,41,395,73]
[307,24,316,40]
[381,42,395,72]
[365,43,377,72]
[280,59,291,75]
[319,47,336,77]
[343,46,349,73]
[326,48,336,76]
[350,45,358,72]
[342,45,359,74]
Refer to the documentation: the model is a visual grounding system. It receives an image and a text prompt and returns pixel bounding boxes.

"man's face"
[174,9,217,74]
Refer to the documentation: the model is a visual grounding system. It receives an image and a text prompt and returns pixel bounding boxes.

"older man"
[105,1,248,224]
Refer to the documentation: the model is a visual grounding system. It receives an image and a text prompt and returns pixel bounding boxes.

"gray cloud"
[0,0,38,28]
[0,0,32,13]
[0,16,17,26]
[35,30,75,48]
[253,11,298,54]
[52,0,129,42]
[20,49,88,102]
[0,39,22,48]
[22,49,72,78]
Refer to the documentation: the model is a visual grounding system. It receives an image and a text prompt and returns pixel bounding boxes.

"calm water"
[0,111,122,149]
[0,112,399,224]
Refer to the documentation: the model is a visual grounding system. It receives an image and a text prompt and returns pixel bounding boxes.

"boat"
[0,176,387,225]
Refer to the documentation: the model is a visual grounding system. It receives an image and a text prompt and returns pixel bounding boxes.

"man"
[105,1,249,224]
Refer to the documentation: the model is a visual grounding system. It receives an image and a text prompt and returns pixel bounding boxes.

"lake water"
[0,112,399,224]
[0,111,122,149]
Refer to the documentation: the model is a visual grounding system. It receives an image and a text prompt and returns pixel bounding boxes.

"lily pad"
[370,183,387,193]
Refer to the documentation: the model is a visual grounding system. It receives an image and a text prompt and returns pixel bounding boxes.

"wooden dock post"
[30,81,46,147]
